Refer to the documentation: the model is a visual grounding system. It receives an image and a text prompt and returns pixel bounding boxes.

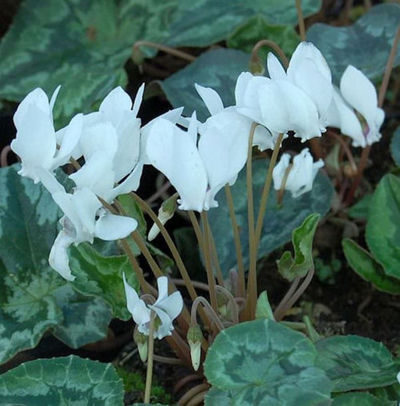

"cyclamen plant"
[11,39,388,403]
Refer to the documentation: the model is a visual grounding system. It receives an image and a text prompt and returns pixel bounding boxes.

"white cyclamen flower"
[327,65,384,147]
[267,41,333,130]
[11,87,82,193]
[235,71,322,142]
[49,188,137,281]
[123,274,183,339]
[146,85,264,211]
[273,148,324,198]
[67,86,145,202]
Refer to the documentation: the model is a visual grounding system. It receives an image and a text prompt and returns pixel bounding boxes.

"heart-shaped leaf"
[307,4,400,81]
[204,319,332,406]
[0,165,111,363]
[332,393,394,406]
[0,355,124,405]
[316,335,398,392]
[166,0,321,47]
[0,0,177,124]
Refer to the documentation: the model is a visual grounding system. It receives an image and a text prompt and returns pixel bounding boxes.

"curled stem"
[224,184,245,297]
[215,285,239,324]
[178,383,210,406]
[1,145,11,167]
[133,40,196,62]
[191,296,225,332]
[251,39,289,69]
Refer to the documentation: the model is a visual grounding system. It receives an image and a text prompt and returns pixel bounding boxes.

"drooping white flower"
[273,148,324,198]
[123,274,183,339]
[49,187,137,281]
[67,86,145,202]
[11,87,82,193]
[331,65,384,147]
[235,71,322,142]
[267,41,333,130]
[145,85,260,211]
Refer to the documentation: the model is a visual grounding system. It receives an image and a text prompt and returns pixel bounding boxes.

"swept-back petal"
[14,88,51,128]
[198,110,249,208]
[95,211,137,240]
[156,291,183,322]
[272,153,291,190]
[100,86,132,126]
[195,84,224,115]
[267,53,286,80]
[123,273,151,326]
[145,118,208,212]
[49,229,75,281]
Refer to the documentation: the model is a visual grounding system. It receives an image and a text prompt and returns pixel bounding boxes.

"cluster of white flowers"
[11,41,384,337]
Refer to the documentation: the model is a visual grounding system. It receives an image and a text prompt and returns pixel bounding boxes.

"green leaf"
[0,165,110,363]
[205,387,235,406]
[204,319,332,406]
[207,159,333,275]
[52,285,112,349]
[342,239,400,294]
[161,48,250,121]
[69,243,138,321]
[332,393,393,406]
[366,174,400,279]
[347,194,373,220]
[0,355,124,405]
[255,291,274,320]
[117,193,147,236]
[316,335,398,392]
[227,16,299,60]
[166,0,321,47]
[391,126,400,167]
[277,213,320,281]
[307,4,400,81]
[0,0,177,124]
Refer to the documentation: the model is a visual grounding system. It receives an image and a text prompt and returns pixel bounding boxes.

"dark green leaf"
[0,165,110,363]
[366,174,400,280]
[0,355,124,405]
[161,48,249,121]
[205,387,235,406]
[204,319,332,405]
[0,0,177,124]
[307,4,400,81]
[391,126,400,167]
[332,393,393,406]
[316,335,398,392]
[342,239,400,294]
[347,194,372,220]
[227,16,299,60]
[207,159,333,275]
[166,0,321,47]
[52,285,112,349]
[69,243,138,321]
[277,213,320,281]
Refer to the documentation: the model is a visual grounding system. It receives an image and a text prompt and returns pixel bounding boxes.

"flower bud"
[133,326,148,362]
[148,194,178,241]
[187,325,203,371]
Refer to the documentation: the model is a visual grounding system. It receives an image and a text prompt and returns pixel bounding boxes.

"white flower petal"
[108,161,144,201]
[100,86,132,126]
[267,53,286,80]
[95,211,137,241]
[154,276,169,303]
[49,85,61,113]
[151,306,174,339]
[155,291,183,322]
[145,118,208,212]
[123,273,151,326]
[195,84,224,115]
[273,153,291,190]
[198,110,249,209]
[49,230,75,281]
[132,83,145,118]
[14,88,51,128]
